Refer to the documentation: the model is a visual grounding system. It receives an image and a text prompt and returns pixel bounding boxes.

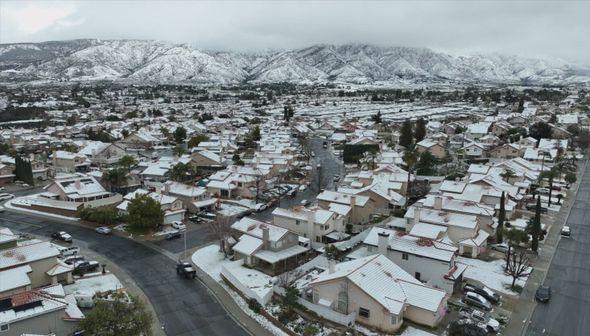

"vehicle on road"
[254,203,268,212]
[300,199,311,206]
[176,261,196,279]
[73,261,100,276]
[165,231,182,240]
[333,174,340,182]
[171,221,186,231]
[323,141,328,148]
[0,193,14,201]
[464,283,500,304]
[463,291,492,311]
[535,285,552,303]
[51,231,72,242]
[561,226,571,237]
[490,243,509,254]
[95,226,112,235]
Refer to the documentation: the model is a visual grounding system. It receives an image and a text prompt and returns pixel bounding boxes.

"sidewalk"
[503,160,585,336]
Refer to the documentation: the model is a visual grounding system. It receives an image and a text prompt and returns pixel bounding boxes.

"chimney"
[434,195,443,210]
[305,209,315,242]
[164,182,171,194]
[262,225,270,249]
[74,179,81,189]
[328,258,336,274]
[414,207,421,224]
[377,231,390,256]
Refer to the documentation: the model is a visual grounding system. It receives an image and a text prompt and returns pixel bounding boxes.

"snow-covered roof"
[232,235,263,256]
[316,190,370,207]
[0,241,59,269]
[0,265,32,293]
[53,176,109,198]
[231,217,287,243]
[309,254,447,314]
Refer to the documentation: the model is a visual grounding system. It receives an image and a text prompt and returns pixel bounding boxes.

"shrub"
[247,298,261,313]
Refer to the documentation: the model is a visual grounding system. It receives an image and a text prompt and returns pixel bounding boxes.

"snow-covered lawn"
[64,273,123,295]
[191,244,234,281]
[217,202,250,217]
[457,256,531,295]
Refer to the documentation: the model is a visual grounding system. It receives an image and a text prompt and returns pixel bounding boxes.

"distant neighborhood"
[0,82,588,336]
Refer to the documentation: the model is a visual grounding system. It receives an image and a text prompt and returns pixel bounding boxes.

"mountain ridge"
[1,39,588,85]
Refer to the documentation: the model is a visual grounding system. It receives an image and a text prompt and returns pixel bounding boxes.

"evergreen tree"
[173,126,187,144]
[531,196,542,252]
[497,192,505,243]
[414,118,427,142]
[399,119,413,148]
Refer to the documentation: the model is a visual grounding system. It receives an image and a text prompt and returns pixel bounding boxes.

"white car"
[95,226,112,235]
[490,243,509,253]
[536,187,550,195]
[171,221,186,231]
[0,193,14,201]
[561,226,571,237]
[254,203,268,212]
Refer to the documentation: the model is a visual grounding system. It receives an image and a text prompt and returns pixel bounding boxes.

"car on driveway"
[171,221,186,231]
[526,203,548,213]
[52,231,72,242]
[535,285,552,303]
[561,226,571,237]
[458,307,501,333]
[464,283,500,304]
[73,261,100,276]
[463,291,492,311]
[490,243,509,254]
[95,226,112,235]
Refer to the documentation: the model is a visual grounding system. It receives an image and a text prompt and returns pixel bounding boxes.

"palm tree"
[102,168,128,192]
[500,169,516,183]
[403,146,419,209]
[539,168,557,206]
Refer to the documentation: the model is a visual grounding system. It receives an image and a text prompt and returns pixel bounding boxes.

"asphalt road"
[528,162,590,336]
[0,211,247,336]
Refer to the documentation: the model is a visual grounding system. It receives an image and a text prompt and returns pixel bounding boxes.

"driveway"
[0,211,247,336]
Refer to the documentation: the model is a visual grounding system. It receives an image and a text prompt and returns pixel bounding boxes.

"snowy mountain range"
[1,39,588,85]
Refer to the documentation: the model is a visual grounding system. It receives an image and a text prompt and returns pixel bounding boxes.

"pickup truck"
[73,261,100,276]
[176,261,196,279]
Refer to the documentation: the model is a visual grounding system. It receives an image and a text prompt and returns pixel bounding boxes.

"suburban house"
[78,141,127,167]
[121,131,161,149]
[117,189,186,224]
[191,149,225,171]
[230,217,310,275]
[316,190,374,226]
[272,206,346,245]
[161,180,215,214]
[304,254,448,333]
[416,139,446,159]
[0,163,15,186]
[51,151,91,173]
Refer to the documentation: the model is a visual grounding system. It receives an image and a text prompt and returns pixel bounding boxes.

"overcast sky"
[1,1,589,63]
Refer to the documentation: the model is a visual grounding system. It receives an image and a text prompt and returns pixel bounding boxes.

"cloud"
[1,1,79,39]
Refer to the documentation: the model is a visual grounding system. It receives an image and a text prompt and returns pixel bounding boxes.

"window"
[415,272,421,281]
[402,253,409,260]
[0,324,8,332]
[391,314,399,325]
[337,290,348,314]
[295,220,301,226]
[359,307,370,318]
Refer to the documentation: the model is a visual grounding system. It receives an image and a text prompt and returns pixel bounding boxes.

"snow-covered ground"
[4,197,79,221]
[153,226,180,236]
[217,202,250,217]
[191,244,233,281]
[458,256,531,295]
[64,273,123,295]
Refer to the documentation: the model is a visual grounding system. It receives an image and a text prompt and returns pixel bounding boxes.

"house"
[161,180,215,214]
[191,149,225,171]
[460,142,485,158]
[118,189,185,224]
[316,190,374,226]
[490,121,512,137]
[51,151,91,173]
[489,143,522,160]
[43,175,122,212]
[0,163,15,186]
[272,206,346,245]
[121,131,160,149]
[230,217,309,275]
[78,141,126,167]
[416,139,446,159]
[305,254,448,333]
[466,122,492,140]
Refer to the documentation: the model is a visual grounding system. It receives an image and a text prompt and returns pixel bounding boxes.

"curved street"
[0,210,247,336]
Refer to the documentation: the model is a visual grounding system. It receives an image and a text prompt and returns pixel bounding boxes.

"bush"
[247,298,261,313]
[78,207,119,225]
[303,324,320,336]
[342,144,379,164]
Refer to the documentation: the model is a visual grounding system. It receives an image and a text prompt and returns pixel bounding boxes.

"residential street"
[527,160,590,336]
[0,211,248,336]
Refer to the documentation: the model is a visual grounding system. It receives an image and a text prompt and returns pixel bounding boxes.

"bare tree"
[505,248,531,289]
[207,214,235,257]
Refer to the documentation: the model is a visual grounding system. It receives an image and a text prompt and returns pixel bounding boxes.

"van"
[55,245,80,257]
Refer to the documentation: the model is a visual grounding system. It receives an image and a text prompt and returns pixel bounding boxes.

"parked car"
[254,203,268,212]
[300,199,311,206]
[0,193,14,201]
[463,291,492,311]
[63,255,85,265]
[95,226,112,235]
[535,285,552,303]
[333,175,340,182]
[55,245,80,257]
[490,243,509,254]
[0,187,5,191]
[464,283,500,304]
[176,261,196,279]
[52,231,72,242]
[561,226,571,237]
[165,231,182,240]
[73,261,100,276]
[526,203,548,213]
[171,221,186,231]
[536,187,550,195]
[458,308,501,333]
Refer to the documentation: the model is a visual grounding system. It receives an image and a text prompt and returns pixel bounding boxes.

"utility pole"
[317,163,322,192]
[183,228,187,260]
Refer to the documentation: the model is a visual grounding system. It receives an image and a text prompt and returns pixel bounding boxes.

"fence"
[221,263,274,306]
